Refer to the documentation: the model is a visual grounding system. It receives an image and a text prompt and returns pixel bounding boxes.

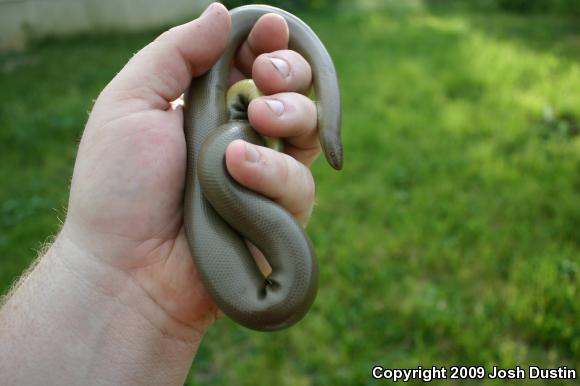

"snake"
[183,4,342,331]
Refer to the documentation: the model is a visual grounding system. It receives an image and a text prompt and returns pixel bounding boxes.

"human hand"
[62,2,322,343]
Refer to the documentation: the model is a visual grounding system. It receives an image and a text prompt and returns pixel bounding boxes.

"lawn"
[1,2,579,385]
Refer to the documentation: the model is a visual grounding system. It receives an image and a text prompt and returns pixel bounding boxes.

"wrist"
[1,229,200,385]
[56,224,204,342]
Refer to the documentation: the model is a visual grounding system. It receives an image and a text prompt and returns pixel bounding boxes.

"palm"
[106,109,214,326]
[68,105,217,329]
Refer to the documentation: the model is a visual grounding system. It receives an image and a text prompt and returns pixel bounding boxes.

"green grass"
[1,3,579,385]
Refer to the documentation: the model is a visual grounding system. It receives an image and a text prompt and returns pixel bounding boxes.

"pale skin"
[0,3,322,385]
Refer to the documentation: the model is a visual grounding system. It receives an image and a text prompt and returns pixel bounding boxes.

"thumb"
[101,2,230,111]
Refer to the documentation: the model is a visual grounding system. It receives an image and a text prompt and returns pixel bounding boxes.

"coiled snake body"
[183,5,342,331]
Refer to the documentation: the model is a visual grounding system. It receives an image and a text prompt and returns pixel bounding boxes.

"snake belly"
[183,5,342,331]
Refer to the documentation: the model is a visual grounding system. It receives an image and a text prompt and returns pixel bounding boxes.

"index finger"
[230,13,289,83]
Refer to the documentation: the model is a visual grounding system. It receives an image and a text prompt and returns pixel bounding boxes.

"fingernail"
[264,99,284,116]
[269,57,290,78]
[245,143,261,163]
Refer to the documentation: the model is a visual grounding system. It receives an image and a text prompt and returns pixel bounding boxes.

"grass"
[1,3,579,385]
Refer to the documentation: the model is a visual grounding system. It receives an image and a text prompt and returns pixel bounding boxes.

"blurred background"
[0,0,578,385]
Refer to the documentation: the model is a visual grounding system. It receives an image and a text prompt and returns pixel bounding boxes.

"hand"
[63,2,321,343]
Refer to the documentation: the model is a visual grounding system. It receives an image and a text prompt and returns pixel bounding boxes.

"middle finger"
[252,49,312,95]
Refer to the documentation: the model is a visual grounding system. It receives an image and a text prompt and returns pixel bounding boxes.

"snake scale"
[183,4,342,331]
